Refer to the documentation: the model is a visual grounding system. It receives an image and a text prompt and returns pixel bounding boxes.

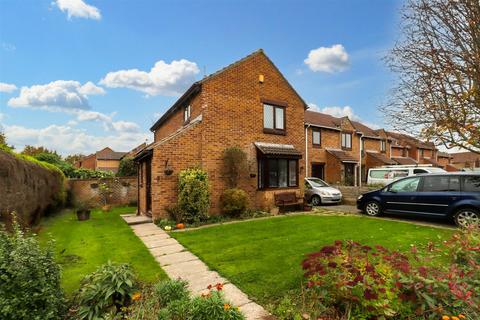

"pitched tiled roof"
[366,151,397,165]
[95,147,127,160]
[255,142,302,158]
[451,151,480,164]
[351,121,379,138]
[326,149,359,162]
[392,156,418,165]
[151,49,307,132]
[437,151,452,158]
[386,131,435,150]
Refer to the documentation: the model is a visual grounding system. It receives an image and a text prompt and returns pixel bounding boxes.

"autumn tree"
[64,154,85,165]
[21,145,59,157]
[383,0,480,153]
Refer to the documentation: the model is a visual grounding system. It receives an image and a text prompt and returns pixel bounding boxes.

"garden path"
[121,214,271,320]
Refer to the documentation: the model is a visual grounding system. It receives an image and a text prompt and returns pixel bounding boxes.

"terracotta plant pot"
[176,223,185,229]
[77,210,91,221]
[102,205,111,212]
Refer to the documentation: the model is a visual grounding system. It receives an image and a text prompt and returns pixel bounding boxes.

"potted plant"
[75,200,92,221]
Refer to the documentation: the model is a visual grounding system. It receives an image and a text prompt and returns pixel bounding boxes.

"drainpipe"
[305,124,311,177]
[359,134,363,187]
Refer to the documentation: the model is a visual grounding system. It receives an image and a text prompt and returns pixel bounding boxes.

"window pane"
[275,107,284,130]
[258,160,264,189]
[278,159,288,187]
[268,159,278,187]
[422,176,449,192]
[389,177,420,193]
[313,130,320,145]
[341,134,345,147]
[263,104,274,129]
[288,160,297,186]
[449,177,460,191]
[347,134,351,148]
[464,176,480,192]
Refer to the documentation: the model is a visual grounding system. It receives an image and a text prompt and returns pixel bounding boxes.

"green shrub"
[190,291,244,320]
[75,262,136,320]
[165,204,184,223]
[117,157,137,177]
[69,168,115,179]
[221,188,248,217]
[222,146,248,188]
[0,222,65,319]
[178,168,210,223]
[155,279,189,308]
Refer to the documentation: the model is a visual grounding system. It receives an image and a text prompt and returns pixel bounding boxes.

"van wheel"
[454,208,480,228]
[311,195,321,206]
[365,201,381,217]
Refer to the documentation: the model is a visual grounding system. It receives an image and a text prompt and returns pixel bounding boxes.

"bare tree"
[383,0,480,153]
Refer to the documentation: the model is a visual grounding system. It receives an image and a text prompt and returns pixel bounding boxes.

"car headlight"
[357,195,363,200]
[319,191,331,196]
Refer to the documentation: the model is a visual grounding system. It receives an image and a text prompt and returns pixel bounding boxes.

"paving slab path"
[121,214,272,320]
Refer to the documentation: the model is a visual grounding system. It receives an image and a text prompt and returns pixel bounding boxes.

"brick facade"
[137,50,306,219]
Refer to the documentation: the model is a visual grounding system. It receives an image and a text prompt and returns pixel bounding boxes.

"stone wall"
[0,150,65,226]
[68,177,138,207]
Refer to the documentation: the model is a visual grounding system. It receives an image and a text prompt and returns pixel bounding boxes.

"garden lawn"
[171,215,453,306]
[38,206,167,294]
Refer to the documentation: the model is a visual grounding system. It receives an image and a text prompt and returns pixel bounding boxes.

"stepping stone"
[221,283,251,307]
[140,233,171,241]
[150,243,185,256]
[162,259,209,278]
[121,215,152,225]
[144,238,177,248]
[156,251,198,266]
[187,271,228,293]
[134,228,163,237]
[239,302,271,320]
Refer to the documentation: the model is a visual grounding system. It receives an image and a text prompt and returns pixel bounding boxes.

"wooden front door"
[344,163,355,186]
[311,163,325,180]
[145,157,152,215]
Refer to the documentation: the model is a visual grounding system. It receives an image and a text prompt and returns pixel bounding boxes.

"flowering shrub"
[302,228,480,319]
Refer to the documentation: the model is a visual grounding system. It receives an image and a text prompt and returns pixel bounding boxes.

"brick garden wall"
[68,177,138,208]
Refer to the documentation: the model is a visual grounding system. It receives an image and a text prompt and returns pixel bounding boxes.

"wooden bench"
[274,192,303,212]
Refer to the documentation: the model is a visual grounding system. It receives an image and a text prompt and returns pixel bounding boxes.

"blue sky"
[0,0,403,155]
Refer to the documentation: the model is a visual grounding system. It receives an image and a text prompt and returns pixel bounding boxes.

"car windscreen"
[308,178,329,188]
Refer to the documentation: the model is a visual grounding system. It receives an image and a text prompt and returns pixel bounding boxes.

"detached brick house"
[135,50,306,218]
[75,147,127,173]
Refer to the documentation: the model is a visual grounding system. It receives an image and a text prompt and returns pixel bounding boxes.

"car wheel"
[454,208,480,228]
[311,195,321,206]
[364,201,381,217]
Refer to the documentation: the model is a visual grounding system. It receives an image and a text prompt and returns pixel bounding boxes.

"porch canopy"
[254,142,302,159]
[326,149,358,163]
[392,156,418,165]
[366,151,397,165]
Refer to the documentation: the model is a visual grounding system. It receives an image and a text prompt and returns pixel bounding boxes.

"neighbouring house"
[75,147,127,173]
[451,151,480,171]
[134,49,306,218]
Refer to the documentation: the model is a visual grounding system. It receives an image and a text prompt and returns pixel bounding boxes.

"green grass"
[38,206,167,294]
[171,215,454,305]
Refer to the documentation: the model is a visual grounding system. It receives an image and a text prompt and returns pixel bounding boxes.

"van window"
[389,177,421,193]
[463,176,480,192]
[389,170,408,179]
[370,170,389,179]
[422,176,460,192]
[414,169,428,174]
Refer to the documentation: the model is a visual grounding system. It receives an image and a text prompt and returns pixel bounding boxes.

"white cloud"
[72,110,139,133]
[0,82,17,93]
[304,44,349,73]
[8,80,105,111]
[0,113,4,122]
[1,42,16,52]
[100,59,200,96]
[3,124,148,156]
[54,0,101,20]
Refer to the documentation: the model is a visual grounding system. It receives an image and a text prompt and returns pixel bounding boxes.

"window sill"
[341,147,353,151]
[312,144,322,149]
[263,128,286,136]
[257,186,299,191]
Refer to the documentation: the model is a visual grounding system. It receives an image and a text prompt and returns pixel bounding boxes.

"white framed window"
[312,129,321,146]
[380,140,386,152]
[263,104,286,134]
[341,133,352,149]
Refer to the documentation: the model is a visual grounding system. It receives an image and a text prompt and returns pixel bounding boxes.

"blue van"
[356,173,480,227]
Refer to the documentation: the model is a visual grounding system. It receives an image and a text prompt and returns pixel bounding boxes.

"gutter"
[359,133,364,187]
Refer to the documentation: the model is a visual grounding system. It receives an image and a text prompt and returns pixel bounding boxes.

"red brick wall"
[77,154,96,170]
[391,147,406,157]
[69,177,137,207]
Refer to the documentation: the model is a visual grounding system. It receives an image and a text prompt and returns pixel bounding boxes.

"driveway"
[314,204,456,230]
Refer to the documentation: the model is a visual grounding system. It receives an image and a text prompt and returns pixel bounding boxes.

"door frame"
[311,162,325,180]
[343,162,355,186]
[145,156,152,216]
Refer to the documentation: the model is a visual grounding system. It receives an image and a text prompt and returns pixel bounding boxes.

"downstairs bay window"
[258,158,298,189]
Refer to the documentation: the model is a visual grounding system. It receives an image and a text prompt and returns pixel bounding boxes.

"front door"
[145,157,152,216]
[344,163,355,186]
[311,163,324,179]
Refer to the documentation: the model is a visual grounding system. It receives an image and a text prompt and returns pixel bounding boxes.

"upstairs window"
[263,104,285,134]
[184,105,191,123]
[312,128,321,147]
[380,140,386,153]
[341,132,352,150]
[419,149,424,158]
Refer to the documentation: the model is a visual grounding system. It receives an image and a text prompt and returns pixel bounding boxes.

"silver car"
[304,177,343,206]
